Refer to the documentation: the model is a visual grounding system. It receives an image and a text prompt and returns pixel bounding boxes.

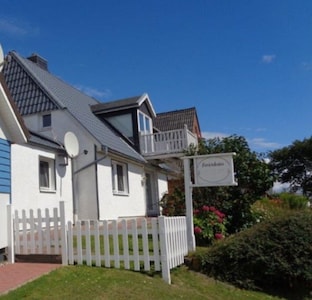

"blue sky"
[1,0,311,153]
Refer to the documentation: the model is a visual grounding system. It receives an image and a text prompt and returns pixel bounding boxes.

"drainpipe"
[94,144,100,220]
[71,158,77,224]
[73,146,108,175]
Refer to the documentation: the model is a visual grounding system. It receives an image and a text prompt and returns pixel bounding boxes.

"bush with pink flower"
[193,205,227,245]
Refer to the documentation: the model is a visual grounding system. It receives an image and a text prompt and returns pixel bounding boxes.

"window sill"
[40,188,56,194]
[113,191,129,196]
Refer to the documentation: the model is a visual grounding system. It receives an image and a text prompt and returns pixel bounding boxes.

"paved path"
[0,262,61,295]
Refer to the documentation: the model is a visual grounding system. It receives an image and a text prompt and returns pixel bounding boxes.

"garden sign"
[182,153,237,251]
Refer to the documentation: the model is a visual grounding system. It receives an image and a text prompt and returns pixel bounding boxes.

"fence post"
[158,216,171,284]
[60,201,68,265]
[6,204,14,263]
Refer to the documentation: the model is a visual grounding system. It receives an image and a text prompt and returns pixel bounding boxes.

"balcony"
[140,125,198,159]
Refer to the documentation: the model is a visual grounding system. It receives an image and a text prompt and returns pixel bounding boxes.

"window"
[138,111,152,134]
[112,161,129,195]
[42,113,51,128]
[39,157,56,192]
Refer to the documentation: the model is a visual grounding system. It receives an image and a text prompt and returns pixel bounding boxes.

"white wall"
[23,110,100,221]
[157,172,168,201]
[76,165,98,220]
[0,194,10,248]
[11,143,73,222]
[97,157,146,220]
[0,117,8,140]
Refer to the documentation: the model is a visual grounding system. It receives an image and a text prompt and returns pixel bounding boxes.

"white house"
[2,51,198,223]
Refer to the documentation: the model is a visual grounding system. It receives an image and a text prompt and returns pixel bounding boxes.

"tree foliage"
[187,135,274,233]
[161,135,274,233]
[269,137,312,197]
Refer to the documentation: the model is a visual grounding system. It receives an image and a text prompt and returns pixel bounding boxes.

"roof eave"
[138,93,156,118]
[107,147,146,165]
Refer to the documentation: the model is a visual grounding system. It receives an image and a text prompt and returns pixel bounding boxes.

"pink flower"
[209,206,216,212]
[214,233,224,240]
[194,226,202,234]
[215,210,225,218]
[193,209,200,215]
[202,205,210,212]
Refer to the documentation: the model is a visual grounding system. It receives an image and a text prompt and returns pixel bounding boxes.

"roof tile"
[154,107,197,132]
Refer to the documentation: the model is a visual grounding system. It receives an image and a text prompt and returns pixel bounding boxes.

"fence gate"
[12,202,67,264]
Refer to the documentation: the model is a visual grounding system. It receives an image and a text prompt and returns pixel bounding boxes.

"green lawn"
[0,265,283,300]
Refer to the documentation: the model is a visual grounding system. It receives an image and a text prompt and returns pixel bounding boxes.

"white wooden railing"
[140,125,198,156]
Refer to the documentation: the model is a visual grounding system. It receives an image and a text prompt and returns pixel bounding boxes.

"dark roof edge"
[107,147,146,164]
[91,95,142,114]
[28,130,66,151]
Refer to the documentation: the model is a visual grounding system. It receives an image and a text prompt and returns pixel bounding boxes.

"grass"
[0,265,283,300]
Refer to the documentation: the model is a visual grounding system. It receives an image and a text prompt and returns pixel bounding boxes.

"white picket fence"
[10,202,188,284]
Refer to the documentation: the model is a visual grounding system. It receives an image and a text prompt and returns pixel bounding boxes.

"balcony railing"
[140,125,198,157]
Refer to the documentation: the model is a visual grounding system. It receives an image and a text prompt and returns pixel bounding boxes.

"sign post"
[183,157,196,252]
[182,153,237,252]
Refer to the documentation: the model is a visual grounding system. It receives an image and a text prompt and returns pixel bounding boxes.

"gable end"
[3,53,58,115]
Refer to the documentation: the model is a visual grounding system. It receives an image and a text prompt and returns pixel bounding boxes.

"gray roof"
[91,93,156,117]
[154,107,198,132]
[3,51,146,163]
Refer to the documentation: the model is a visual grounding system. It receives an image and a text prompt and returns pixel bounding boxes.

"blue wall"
[0,138,11,194]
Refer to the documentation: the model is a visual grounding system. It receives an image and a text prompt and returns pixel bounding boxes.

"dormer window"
[138,111,152,134]
[42,113,51,128]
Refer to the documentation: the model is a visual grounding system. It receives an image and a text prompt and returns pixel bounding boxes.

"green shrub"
[160,188,185,216]
[200,211,312,297]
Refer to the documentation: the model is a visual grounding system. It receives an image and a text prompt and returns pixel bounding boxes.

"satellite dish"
[0,44,4,72]
[64,131,79,158]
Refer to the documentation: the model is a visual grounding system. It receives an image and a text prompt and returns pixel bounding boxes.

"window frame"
[138,111,152,134]
[111,160,129,195]
[39,156,56,192]
[41,113,52,129]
